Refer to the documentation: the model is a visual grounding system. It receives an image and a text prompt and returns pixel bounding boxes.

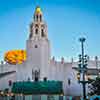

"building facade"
[0,6,99,96]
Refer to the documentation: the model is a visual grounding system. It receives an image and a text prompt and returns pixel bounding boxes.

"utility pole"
[78,37,88,100]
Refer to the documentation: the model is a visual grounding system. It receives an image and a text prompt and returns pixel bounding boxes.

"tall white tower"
[26,6,50,80]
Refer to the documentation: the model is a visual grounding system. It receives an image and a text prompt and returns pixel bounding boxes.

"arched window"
[32,69,40,81]
[35,29,38,34]
[41,29,45,37]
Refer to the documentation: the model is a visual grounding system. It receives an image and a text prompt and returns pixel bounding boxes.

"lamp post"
[78,37,88,100]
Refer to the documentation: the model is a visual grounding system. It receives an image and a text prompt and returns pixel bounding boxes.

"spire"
[29,6,48,40]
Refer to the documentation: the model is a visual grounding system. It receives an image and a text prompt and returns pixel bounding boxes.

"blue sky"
[0,0,100,61]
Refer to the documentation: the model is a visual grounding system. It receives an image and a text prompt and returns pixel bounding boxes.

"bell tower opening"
[35,29,38,35]
[41,29,45,37]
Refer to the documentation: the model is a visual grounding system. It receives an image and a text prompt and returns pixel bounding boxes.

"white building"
[0,6,99,96]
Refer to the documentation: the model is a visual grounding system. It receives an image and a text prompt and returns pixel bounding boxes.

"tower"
[26,6,50,80]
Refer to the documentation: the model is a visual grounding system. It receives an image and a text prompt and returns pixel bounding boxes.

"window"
[35,29,38,34]
[43,77,47,81]
[68,78,71,86]
[35,45,38,48]
[41,29,45,37]
[32,69,40,81]
[36,15,38,21]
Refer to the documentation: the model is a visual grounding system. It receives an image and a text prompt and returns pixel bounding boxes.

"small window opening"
[68,78,71,86]
[36,15,38,21]
[41,29,45,37]
[35,29,38,34]
[35,45,38,48]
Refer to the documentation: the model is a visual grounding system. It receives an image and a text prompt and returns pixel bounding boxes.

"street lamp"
[77,37,88,99]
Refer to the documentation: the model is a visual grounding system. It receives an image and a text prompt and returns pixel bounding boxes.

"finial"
[35,6,42,14]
